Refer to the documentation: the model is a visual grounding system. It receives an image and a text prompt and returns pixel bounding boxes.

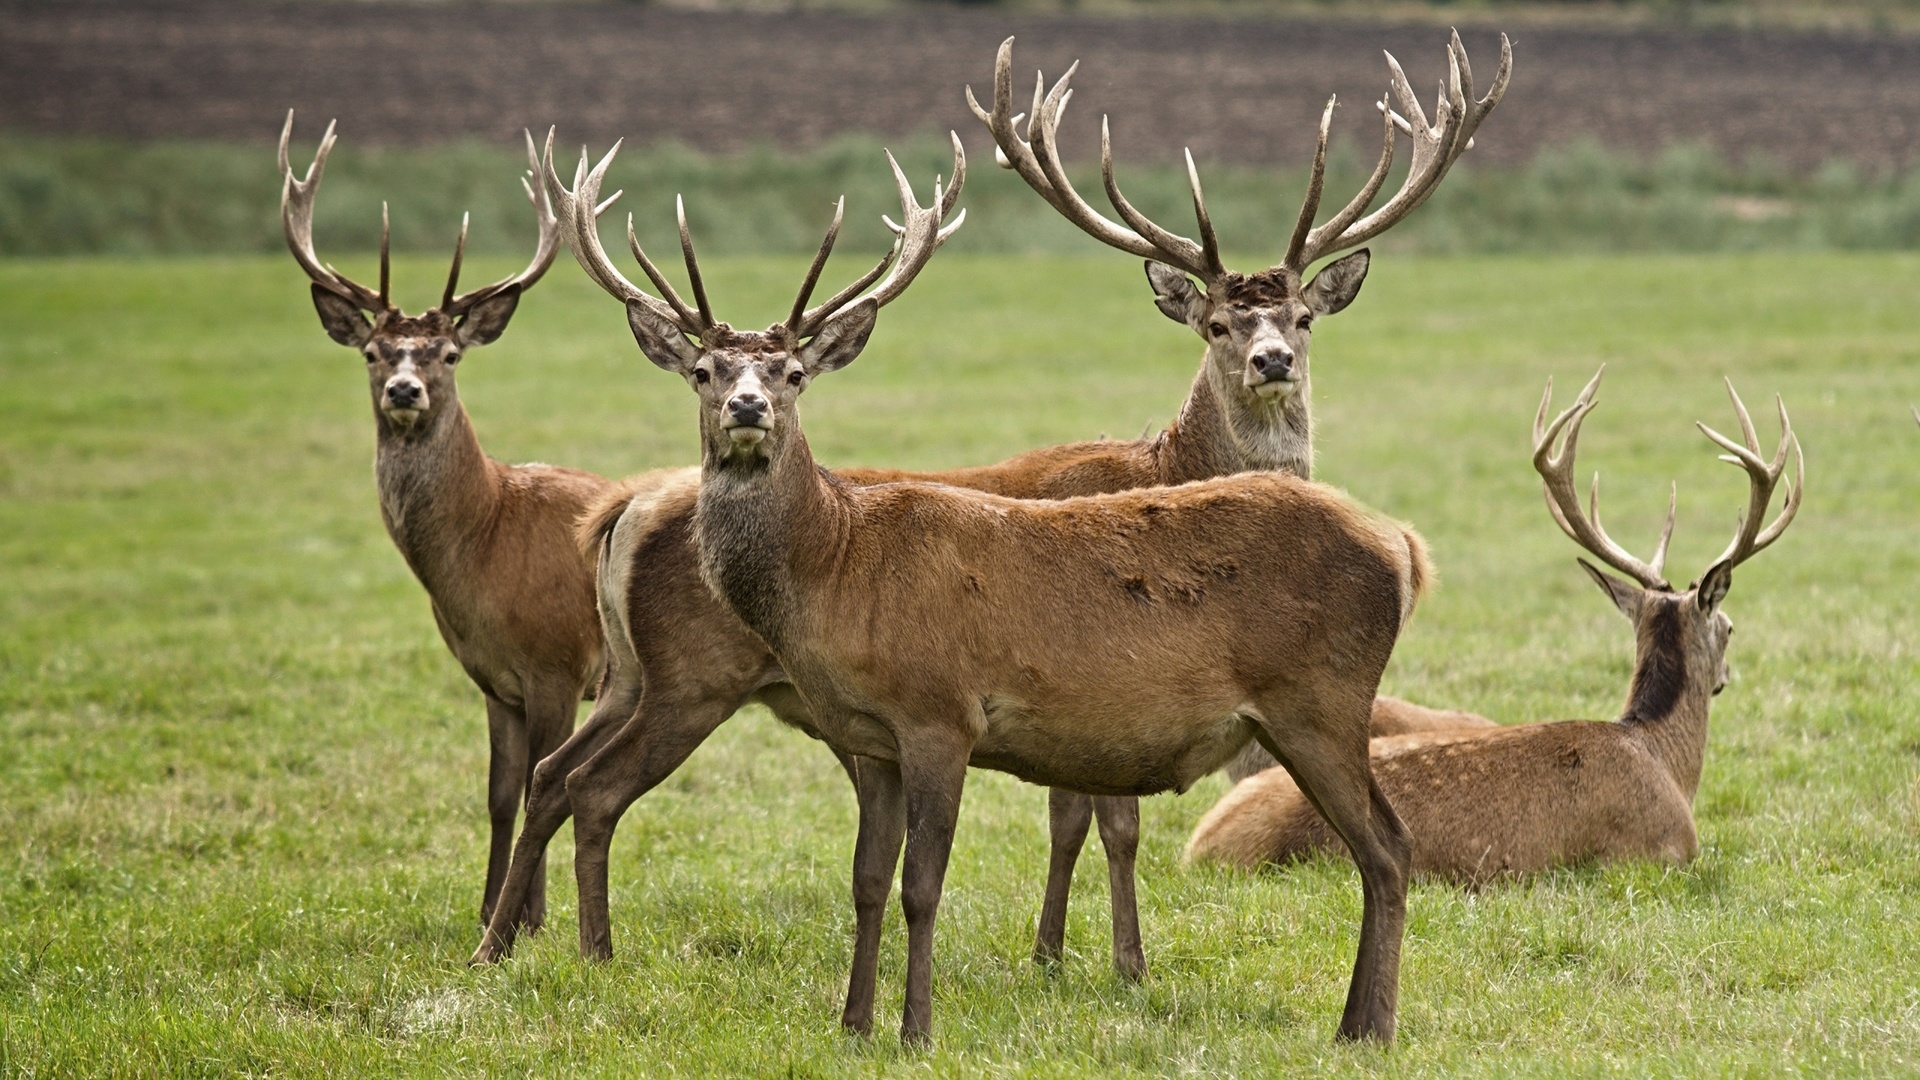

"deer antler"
[279,111,388,312]
[440,129,565,316]
[545,136,711,338]
[967,39,1219,283]
[789,133,967,339]
[1533,366,1676,591]
[1696,379,1803,573]
[1284,30,1512,273]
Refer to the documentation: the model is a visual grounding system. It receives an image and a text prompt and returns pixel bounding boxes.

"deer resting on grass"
[281,114,678,931]
[1186,368,1802,881]
[470,32,1506,987]
[533,130,1433,1043]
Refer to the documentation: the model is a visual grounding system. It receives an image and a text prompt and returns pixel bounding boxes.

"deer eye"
[787,369,805,387]
[1296,315,1313,331]
[1208,322,1228,338]
[693,368,711,384]
[444,351,460,365]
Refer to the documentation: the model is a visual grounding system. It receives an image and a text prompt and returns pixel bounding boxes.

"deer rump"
[696,470,1423,796]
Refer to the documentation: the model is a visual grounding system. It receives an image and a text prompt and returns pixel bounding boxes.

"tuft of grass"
[10,133,1920,258]
[1,251,1918,1074]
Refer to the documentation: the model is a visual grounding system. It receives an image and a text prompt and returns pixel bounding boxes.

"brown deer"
[1185,368,1803,881]
[470,32,1506,987]
[280,114,678,932]
[537,135,1431,1044]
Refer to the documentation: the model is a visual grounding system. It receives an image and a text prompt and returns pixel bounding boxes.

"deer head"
[970,35,1508,417]
[280,112,562,435]
[1534,368,1803,701]
[546,131,965,470]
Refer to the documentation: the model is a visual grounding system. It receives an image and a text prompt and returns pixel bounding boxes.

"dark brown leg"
[567,691,737,962]
[1093,795,1146,981]
[1253,701,1411,1043]
[471,678,638,964]
[841,757,905,1036]
[480,695,527,929]
[896,736,970,1047]
[1033,788,1092,968]
[513,682,585,935]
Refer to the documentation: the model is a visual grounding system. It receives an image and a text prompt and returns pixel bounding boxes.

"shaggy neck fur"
[1155,362,1313,485]
[374,398,501,595]
[693,422,848,654]
[1619,599,1717,802]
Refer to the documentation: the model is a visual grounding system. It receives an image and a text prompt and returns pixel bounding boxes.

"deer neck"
[1617,603,1717,802]
[1158,362,1314,485]
[692,425,849,653]
[373,401,502,592]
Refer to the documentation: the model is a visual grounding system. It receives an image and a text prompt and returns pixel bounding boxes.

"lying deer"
[1186,368,1802,881]
[551,129,1433,1042]
[471,32,1507,985]
[280,114,678,932]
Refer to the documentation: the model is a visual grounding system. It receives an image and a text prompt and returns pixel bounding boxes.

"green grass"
[1,251,1917,1075]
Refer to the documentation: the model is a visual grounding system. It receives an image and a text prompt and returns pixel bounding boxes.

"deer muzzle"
[721,392,772,445]
[383,374,428,420]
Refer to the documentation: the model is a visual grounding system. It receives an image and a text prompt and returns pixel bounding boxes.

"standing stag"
[281,114,677,932]
[1186,369,1803,880]
[471,31,1506,986]
[527,134,1429,1044]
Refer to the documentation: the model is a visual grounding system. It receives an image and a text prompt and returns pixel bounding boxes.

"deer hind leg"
[895,728,973,1047]
[511,680,586,936]
[1094,795,1146,981]
[565,688,737,962]
[841,756,905,1037]
[1252,693,1411,1044]
[481,694,529,930]
[470,673,642,965]
[1032,788,1092,969]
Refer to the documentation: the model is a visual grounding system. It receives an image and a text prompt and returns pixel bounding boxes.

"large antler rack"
[440,129,565,317]
[1696,379,1803,573]
[1285,30,1511,273]
[967,34,1509,284]
[280,111,389,313]
[1533,366,1677,591]
[280,111,563,318]
[549,131,966,346]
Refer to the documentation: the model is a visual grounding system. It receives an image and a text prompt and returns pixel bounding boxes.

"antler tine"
[796,139,967,337]
[441,128,566,316]
[1697,381,1803,571]
[441,211,469,311]
[675,195,717,330]
[279,111,386,312]
[1290,33,1511,271]
[1282,97,1336,272]
[785,197,845,333]
[1532,366,1674,591]
[970,38,1214,281]
[378,202,391,309]
[550,137,700,333]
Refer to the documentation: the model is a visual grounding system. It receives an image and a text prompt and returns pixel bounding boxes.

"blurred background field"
[3,0,1920,1074]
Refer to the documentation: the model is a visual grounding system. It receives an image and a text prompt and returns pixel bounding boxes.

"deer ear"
[1145,261,1207,331]
[798,299,877,375]
[1694,560,1733,615]
[1303,249,1369,316]
[626,300,702,373]
[1578,558,1644,619]
[455,284,522,348]
[311,284,373,348]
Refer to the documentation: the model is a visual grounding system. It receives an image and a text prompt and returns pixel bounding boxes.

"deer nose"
[1249,347,1294,381]
[726,393,769,426]
[386,380,422,407]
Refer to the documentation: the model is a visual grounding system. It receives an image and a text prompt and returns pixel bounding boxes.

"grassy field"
[1,250,1917,1075]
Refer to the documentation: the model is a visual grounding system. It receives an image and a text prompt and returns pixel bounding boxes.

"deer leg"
[470,675,642,965]
[511,681,585,935]
[1033,788,1092,969]
[566,690,737,962]
[1093,795,1146,981]
[480,694,528,930]
[1253,698,1411,1044]
[841,756,905,1037]
[895,732,971,1047]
